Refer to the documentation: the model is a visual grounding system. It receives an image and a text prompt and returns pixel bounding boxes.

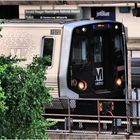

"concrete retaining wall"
[48,132,140,139]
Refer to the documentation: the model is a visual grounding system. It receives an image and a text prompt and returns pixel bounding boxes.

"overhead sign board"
[25,9,80,19]
[91,7,115,21]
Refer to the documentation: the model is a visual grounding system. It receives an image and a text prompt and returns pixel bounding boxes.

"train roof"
[0,19,123,28]
[0,19,82,28]
[8,18,76,24]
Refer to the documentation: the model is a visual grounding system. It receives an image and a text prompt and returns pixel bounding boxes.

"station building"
[0,0,140,52]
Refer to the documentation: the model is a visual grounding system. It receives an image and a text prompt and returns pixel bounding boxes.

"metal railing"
[43,97,140,135]
[44,48,140,135]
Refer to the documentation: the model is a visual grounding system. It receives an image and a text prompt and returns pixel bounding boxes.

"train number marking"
[95,67,104,86]
[50,29,61,35]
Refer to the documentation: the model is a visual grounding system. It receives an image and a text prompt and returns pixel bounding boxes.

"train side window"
[42,37,54,66]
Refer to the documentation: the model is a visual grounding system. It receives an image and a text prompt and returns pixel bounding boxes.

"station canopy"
[0,0,140,5]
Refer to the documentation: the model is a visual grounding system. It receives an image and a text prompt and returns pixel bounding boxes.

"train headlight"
[115,25,118,30]
[78,80,87,91]
[115,78,122,86]
[82,27,87,32]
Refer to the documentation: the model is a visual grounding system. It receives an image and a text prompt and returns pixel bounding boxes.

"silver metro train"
[0,19,128,114]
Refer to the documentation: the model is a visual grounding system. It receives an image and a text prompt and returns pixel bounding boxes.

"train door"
[93,36,103,88]
[93,31,113,91]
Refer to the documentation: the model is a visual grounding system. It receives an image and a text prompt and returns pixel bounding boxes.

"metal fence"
[43,97,140,135]
[43,48,140,135]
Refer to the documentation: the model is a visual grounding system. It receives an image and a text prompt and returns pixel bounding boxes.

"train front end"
[59,20,127,114]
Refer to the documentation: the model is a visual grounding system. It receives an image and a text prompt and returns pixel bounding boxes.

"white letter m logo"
[95,67,103,82]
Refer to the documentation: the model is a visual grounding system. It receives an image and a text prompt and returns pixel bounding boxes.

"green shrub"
[0,64,8,112]
[0,56,53,139]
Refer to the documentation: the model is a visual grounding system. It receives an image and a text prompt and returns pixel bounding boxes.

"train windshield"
[71,27,123,66]
[68,22,125,96]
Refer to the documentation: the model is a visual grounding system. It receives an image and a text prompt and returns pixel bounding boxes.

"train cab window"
[93,36,103,63]
[42,37,54,66]
[113,34,123,65]
[72,37,88,64]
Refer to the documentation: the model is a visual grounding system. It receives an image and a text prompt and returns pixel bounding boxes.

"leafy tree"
[0,56,53,139]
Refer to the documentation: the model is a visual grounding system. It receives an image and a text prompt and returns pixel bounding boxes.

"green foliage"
[0,56,53,139]
[0,65,8,112]
[0,81,7,112]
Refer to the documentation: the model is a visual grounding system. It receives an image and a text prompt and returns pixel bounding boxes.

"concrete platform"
[48,132,140,139]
